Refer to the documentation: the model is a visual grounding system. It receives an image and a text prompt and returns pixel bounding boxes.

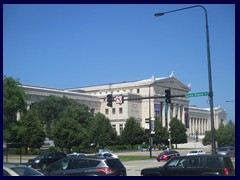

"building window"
[90,108,95,114]
[137,89,140,93]
[105,109,109,115]
[119,108,123,114]
[120,124,124,133]
[112,124,116,130]
[112,108,116,114]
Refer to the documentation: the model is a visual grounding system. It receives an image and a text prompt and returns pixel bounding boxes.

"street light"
[155,5,216,154]
[148,82,154,158]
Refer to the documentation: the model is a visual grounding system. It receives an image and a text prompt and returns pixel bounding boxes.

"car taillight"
[98,168,115,174]
[224,168,229,176]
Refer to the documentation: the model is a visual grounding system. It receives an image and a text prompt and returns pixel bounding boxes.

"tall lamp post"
[148,83,154,158]
[154,5,216,154]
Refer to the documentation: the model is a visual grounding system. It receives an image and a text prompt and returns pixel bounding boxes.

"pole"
[154,5,216,154]
[148,83,153,158]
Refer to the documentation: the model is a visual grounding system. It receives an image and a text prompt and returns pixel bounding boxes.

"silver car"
[216,146,235,157]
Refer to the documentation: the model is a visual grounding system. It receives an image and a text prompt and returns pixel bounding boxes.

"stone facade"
[20,74,226,136]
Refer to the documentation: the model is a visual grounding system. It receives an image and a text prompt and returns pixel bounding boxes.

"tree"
[31,96,77,138]
[202,131,212,146]
[120,117,146,148]
[153,117,169,145]
[52,117,87,153]
[17,110,46,153]
[3,76,27,142]
[169,117,188,148]
[216,120,235,147]
[88,113,117,148]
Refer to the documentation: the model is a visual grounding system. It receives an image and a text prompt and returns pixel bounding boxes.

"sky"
[3,4,235,122]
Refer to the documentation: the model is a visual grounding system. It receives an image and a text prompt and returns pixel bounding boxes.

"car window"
[188,157,203,168]
[70,159,88,169]
[105,159,125,169]
[51,159,70,171]
[89,160,101,167]
[3,169,11,176]
[206,158,220,168]
[167,158,180,167]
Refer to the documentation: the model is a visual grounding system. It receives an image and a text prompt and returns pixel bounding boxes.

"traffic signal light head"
[165,89,171,104]
[107,94,113,107]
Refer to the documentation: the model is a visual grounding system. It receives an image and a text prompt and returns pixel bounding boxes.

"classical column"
[177,104,181,121]
[162,103,166,127]
[173,104,177,118]
[182,107,185,125]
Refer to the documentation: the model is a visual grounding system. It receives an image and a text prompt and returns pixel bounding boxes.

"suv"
[40,156,126,176]
[141,155,235,176]
[28,152,67,170]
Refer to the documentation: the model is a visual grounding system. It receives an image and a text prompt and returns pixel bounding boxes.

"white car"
[95,152,119,159]
[187,150,206,156]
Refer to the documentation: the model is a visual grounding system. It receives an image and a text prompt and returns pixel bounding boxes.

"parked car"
[216,146,235,157]
[187,150,206,156]
[28,152,67,170]
[95,152,118,159]
[40,155,126,176]
[157,150,180,161]
[141,154,235,176]
[3,164,44,176]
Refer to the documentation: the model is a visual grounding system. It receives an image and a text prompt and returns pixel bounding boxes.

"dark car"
[141,154,235,176]
[28,152,67,170]
[216,146,235,157]
[157,150,180,161]
[40,156,126,176]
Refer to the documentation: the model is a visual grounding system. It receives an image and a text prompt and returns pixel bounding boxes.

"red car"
[157,150,180,162]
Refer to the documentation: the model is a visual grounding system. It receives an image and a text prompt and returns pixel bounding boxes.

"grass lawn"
[118,156,155,161]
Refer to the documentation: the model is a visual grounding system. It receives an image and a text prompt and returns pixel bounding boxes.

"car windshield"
[10,166,43,176]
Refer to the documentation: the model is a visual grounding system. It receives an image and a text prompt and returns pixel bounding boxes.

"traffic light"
[107,94,113,107]
[165,89,171,104]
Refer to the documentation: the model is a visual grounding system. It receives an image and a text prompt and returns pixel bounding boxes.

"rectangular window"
[120,124,123,132]
[105,109,109,115]
[119,108,123,114]
[112,108,116,114]
[137,89,140,93]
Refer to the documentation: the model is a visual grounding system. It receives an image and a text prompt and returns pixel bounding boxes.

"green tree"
[31,96,76,138]
[202,130,212,146]
[3,76,27,142]
[89,113,117,148]
[52,116,87,153]
[120,117,146,148]
[153,117,169,145]
[216,120,235,147]
[169,117,187,148]
[17,110,46,153]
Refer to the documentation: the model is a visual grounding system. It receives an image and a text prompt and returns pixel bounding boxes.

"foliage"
[52,116,87,153]
[153,117,169,145]
[3,76,27,141]
[169,117,188,145]
[18,110,46,150]
[120,117,146,148]
[88,113,117,148]
[202,120,235,147]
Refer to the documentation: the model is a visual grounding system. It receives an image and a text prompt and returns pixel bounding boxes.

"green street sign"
[185,92,209,98]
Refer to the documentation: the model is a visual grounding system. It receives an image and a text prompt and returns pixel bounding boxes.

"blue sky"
[3,4,235,122]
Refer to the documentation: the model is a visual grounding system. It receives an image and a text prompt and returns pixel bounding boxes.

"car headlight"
[35,159,40,163]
